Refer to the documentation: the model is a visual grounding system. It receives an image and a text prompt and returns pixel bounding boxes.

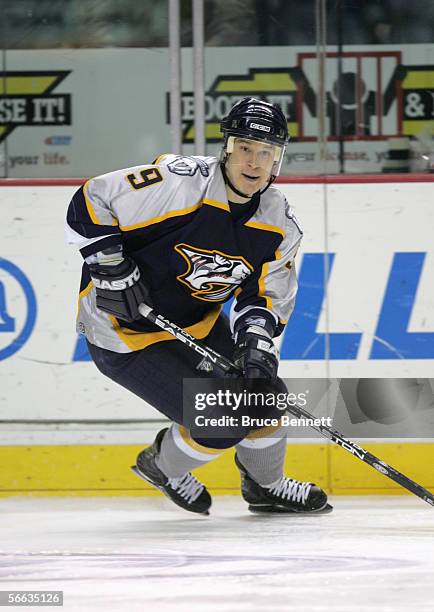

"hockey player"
[66,97,331,516]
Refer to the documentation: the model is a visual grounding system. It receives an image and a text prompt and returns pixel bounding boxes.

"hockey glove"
[234,325,279,379]
[89,257,150,322]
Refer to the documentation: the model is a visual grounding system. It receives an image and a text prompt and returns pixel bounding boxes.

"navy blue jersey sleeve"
[66,183,122,259]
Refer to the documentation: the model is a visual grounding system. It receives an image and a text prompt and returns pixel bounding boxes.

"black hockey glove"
[234,325,279,379]
[89,257,150,323]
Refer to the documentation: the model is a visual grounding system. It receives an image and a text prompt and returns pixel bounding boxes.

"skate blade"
[130,465,159,488]
[248,502,333,515]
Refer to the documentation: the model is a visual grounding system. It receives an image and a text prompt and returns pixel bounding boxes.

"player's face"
[225,138,276,197]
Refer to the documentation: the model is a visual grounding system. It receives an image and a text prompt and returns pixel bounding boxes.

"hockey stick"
[138,303,434,507]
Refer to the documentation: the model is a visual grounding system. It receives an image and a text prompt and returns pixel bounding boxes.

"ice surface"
[1,496,434,611]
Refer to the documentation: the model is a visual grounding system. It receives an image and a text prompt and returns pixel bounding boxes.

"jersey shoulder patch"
[166,155,210,177]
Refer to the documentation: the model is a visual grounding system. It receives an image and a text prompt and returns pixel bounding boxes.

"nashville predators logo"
[0,71,71,144]
[175,244,252,302]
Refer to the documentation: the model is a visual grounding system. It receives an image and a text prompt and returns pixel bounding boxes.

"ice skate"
[235,454,332,514]
[132,428,211,515]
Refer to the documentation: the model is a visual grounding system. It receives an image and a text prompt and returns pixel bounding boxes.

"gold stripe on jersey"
[76,280,93,320]
[245,418,284,439]
[203,197,230,212]
[153,154,168,164]
[178,426,223,455]
[244,219,285,238]
[109,305,222,351]
[83,180,103,225]
[119,201,202,232]
[255,245,285,318]
[258,262,273,310]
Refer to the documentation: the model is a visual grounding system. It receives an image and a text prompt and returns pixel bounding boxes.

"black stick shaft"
[138,304,434,507]
[138,304,236,374]
[283,401,434,507]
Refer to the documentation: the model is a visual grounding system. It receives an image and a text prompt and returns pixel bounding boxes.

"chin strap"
[220,162,276,199]
[220,162,253,199]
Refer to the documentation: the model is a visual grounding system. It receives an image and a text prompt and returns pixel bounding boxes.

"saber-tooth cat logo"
[175,244,252,302]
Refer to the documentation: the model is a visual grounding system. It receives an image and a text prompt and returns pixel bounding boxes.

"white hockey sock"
[155,423,223,479]
[236,424,288,486]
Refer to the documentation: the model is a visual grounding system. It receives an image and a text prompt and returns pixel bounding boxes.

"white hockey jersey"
[66,154,302,353]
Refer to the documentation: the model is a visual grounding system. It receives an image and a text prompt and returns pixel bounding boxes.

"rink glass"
[2,0,434,177]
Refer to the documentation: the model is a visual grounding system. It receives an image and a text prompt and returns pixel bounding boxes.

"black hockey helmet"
[219,97,289,196]
[220,97,289,148]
